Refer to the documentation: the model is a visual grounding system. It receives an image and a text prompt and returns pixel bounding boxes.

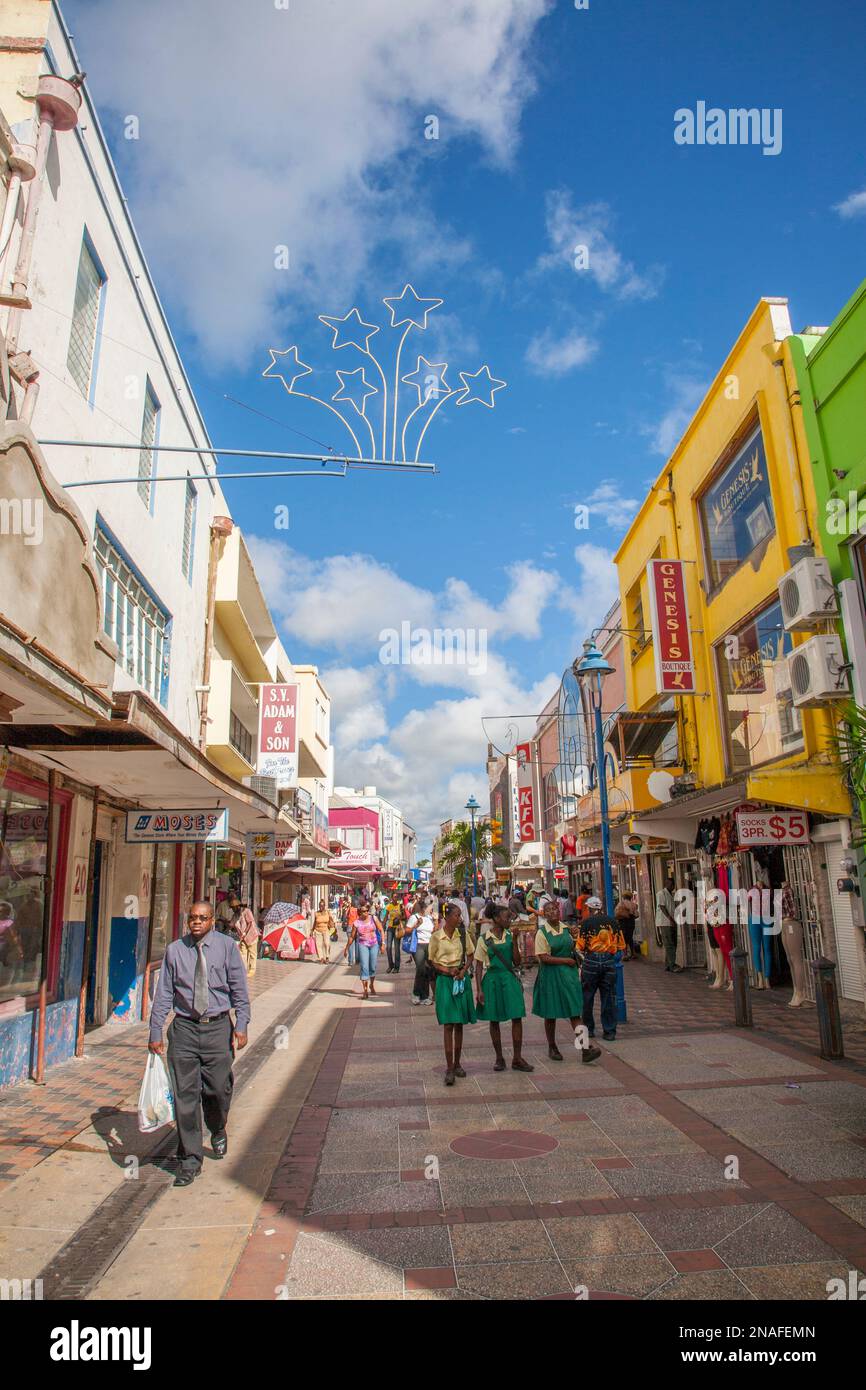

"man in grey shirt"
[149,900,250,1186]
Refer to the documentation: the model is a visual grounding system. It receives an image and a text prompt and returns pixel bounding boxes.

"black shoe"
[173,1168,199,1187]
[211,1133,228,1159]
[603,1033,616,1041]
[581,1044,602,1065]
[453,1064,466,1078]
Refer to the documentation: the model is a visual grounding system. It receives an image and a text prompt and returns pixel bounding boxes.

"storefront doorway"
[822,838,864,1002]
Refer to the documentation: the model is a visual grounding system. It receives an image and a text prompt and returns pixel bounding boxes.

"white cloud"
[833,187,866,219]
[582,480,640,530]
[642,371,708,457]
[559,543,620,632]
[71,0,553,363]
[525,328,598,376]
[536,191,664,300]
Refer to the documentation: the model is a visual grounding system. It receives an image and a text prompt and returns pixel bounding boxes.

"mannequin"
[780,881,807,1007]
[705,923,726,989]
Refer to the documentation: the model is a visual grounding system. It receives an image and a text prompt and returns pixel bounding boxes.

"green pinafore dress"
[532,924,584,1019]
[477,930,525,1023]
[434,929,478,1026]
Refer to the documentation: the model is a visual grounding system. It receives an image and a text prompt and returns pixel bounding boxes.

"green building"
[787,276,866,1004]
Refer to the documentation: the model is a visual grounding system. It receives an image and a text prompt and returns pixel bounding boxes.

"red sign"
[646,559,695,694]
[515,742,536,839]
[553,868,567,880]
[735,810,810,846]
[257,683,299,789]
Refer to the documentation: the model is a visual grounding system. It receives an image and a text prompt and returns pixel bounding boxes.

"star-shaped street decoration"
[382,284,443,331]
[262,346,313,394]
[401,355,450,405]
[318,306,380,353]
[455,364,507,408]
[332,367,379,415]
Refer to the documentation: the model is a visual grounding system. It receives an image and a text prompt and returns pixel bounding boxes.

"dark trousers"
[661,922,678,969]
[413,943,431,1000]
[620,920,637,955]
[386,927,402,971]
[167,1014,234,1171]
[581,955,618,1038]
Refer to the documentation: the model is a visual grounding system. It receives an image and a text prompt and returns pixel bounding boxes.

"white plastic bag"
[137,1052,175,1133]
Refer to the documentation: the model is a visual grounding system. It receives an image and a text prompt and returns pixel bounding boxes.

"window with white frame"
[181,478,197,581]
[94,526,169,704]
[137,381,160,507]
[67,236,105,397]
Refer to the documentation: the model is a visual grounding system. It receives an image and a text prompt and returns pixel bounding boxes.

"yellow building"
[613,298,858,1000]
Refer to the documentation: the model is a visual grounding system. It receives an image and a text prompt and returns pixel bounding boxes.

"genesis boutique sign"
[646,559,696,694]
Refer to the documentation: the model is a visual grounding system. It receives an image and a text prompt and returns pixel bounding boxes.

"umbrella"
[262,917,309,961]
[262,900,303,926]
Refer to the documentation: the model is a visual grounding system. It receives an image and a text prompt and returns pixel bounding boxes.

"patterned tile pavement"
[226,957,866,1300]
[0,960,295,1187]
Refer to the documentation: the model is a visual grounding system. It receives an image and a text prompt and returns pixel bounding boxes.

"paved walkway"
[1,955,865,1300]
[227,958,866,1301]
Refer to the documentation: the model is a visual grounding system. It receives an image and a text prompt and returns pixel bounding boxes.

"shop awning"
[260,866,353,886]
[609,710,677,763]
[4,689,288,837]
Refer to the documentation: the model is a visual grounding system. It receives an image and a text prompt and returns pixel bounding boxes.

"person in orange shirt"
[574,881,594,921]
[576,897,626,1043]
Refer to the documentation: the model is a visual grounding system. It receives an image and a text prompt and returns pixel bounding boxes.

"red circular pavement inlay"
[449,1129,559,1160]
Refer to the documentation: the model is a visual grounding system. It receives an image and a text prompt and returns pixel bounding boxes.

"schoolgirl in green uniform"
[474,905,533,1073]
[428,903,477,1086]
[533,898,601,1064]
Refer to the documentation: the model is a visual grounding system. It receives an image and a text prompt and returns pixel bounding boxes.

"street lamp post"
[465,795,480,897]
[574,639,626,1024]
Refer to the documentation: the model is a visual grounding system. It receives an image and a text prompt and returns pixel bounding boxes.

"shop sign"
[699,427,773,591]
[313,805,330,851]
[735,809,810,846]
[125,808,229,844]
[326,849,379,872]
[256,683,299,789]
[274,836,298,860]
[646,559,695,694]
[516,742,536,839]
[553,868,567,880]
[2,809,48,841]
[624,834,672,856]
[245,832,276,862]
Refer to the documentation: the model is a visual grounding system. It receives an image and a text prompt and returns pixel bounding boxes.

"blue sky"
[66,0,866,848]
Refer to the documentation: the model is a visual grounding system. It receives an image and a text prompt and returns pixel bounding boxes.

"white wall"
[2,8,226,743]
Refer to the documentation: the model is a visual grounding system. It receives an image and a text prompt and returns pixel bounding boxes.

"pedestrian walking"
[232,899,260,977]
[343,901,382,999]
[532,898,601,1064]
[429,903,476,1085]
[312,899,335,965]
[656,875,682,971]
[577,898,626,1042]
[344,899,359,966]
[474,904,533,1073]
[407,897,436,1005]
[148,901,250,1187]
[214,891,239,934]
[384,893,405,973]
[614,890,639,959]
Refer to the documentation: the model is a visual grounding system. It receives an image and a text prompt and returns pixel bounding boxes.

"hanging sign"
[257,683,299,789]
[245,832,276,861]
[515,742,536,840]
[734,809,810,846]
[125,808,229,843]
[646,559,696,694]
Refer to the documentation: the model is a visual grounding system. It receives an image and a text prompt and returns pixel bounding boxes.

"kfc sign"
[735,810,810,846]
[515,742,536,839]
[646,558,695,694]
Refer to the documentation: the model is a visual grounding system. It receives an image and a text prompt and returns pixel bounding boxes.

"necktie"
[193,943,209,1018]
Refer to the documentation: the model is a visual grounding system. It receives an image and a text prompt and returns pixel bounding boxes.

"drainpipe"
[196,517,233,901]
[198,516,233,751]
[768,341,812,549]
[6,75,82,352]
[0,144,36,284]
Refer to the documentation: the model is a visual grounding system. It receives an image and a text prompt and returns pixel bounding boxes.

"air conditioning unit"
[244,775,278,803]
[788,634,850,707]
[779,556,839,630]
